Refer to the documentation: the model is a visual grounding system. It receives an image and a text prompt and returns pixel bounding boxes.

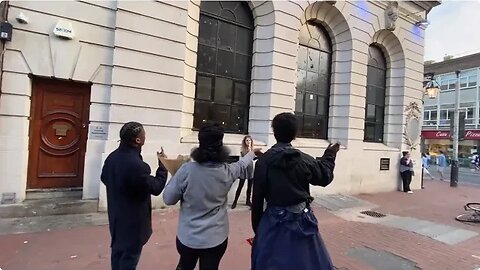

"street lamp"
[424,72,440,99]
[421,73,440,189]
[424,82,440,99]
[450,70,461,187]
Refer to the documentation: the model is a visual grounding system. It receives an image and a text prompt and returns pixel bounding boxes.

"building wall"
[423,67,480,130]
[0,0,432,208]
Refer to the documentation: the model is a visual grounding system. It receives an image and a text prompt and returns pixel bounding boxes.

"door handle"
[82,123,87,129]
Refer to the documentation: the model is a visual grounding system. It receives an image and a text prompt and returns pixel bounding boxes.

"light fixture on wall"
[423,72,439,99]
[415,19,430,27]
[16,12,29,24]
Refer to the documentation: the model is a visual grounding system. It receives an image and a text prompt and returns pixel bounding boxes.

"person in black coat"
[101,122,168,270]
[251,113,340,270]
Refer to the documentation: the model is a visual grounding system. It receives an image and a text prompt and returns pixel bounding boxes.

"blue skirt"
[251,206,334,270]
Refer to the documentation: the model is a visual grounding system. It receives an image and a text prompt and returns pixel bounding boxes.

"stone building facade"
[0,1,440,208]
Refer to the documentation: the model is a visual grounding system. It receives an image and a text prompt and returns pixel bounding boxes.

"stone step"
[26,188,83,200]
[0,198,99,218]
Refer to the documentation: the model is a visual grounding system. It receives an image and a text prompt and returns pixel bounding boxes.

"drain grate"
[360,210,387,218]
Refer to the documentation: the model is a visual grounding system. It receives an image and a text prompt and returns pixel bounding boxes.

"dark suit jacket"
[101,142,167,251]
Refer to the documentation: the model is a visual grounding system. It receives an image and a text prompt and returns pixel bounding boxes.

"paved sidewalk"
[1,180,479,270]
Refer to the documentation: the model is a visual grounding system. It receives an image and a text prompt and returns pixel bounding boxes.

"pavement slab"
[433,229,480,245]
[346,246,421,270]
[314,194,377,211]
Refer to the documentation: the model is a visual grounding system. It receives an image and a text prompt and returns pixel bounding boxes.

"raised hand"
[157,147,167,159]
[325,143,340,154]
[253,148,263,156]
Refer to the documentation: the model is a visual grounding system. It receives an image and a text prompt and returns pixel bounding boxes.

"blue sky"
[425,0,480,61]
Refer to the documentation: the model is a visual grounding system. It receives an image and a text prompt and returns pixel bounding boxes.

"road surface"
[424,165,480,186]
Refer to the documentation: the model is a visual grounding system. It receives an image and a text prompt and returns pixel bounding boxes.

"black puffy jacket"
[251,143,337,233]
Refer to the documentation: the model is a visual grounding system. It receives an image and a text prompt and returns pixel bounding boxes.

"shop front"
[421,130,480,166]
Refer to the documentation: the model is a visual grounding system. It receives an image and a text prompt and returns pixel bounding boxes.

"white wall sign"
[53,20,75,39]
[89,125,108,140]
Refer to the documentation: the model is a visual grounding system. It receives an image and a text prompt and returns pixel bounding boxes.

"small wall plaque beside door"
[380,158,390,171]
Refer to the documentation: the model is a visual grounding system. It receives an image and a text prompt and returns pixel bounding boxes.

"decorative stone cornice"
[411,1,442,13]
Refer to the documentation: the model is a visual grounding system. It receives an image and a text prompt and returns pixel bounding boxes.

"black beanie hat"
[198,122,224,150]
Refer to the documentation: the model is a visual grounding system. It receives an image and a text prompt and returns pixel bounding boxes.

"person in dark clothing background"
[400,151,414,194]
[101,122,168,270]
[251,112,339,270]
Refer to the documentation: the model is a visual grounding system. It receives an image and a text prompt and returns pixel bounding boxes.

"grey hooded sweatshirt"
[163,152,255,249]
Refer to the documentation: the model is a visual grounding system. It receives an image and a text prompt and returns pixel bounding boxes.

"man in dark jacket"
[251,112,340,270]
[101,122,168,270]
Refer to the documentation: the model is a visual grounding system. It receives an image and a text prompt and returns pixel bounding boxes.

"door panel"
[27,78,91,189]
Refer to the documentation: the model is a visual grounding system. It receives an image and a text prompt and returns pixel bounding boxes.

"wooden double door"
[27,78,91,189]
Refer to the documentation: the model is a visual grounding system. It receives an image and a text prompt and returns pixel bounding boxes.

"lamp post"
[421,73,440,189]
[450,71,461,187]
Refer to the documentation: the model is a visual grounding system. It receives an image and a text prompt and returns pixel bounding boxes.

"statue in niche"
[385,1,399,31]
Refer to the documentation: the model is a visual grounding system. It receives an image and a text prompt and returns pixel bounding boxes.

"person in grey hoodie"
[163,122,260,270]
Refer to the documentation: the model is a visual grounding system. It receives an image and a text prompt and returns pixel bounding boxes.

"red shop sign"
[421,130,480,140]
[465,130,480,139]
[421,131,450,139]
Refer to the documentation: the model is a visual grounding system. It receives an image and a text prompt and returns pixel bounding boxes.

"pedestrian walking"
[400,151,414,193]
[163,122,261,270]
[251,112,339,270]
[437,151,448,180]
[231,135,255,209]
[471,153,480,171]
[101,122,168,270]
[422,152,434,180]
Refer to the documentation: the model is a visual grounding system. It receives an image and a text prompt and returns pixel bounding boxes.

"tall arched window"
[193,1,253,134]
[364,45,387,143]
[295,22,332,139]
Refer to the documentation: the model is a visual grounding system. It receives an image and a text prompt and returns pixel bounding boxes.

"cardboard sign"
[158,154,190,176]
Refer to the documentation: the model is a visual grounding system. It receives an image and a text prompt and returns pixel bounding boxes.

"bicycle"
[455,203,480,223]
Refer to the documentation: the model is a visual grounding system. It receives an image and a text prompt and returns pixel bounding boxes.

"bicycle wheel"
[456,212,480,223]
[465,203,480,212]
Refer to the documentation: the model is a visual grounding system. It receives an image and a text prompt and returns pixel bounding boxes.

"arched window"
[364,45,387,143]
[295,22,332,139]
[193,1,253,134]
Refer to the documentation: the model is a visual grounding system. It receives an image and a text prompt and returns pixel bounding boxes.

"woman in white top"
[231,135,255,209]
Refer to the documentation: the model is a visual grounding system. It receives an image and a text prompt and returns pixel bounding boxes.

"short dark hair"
[402,151,409,157]
[191,146,230,164]
[272,112,298,143]
[119,122,143,143]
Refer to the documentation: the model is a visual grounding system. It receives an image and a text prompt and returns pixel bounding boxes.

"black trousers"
[401,171,412,192]
[176,238,228,270]
[111,247,143,270]
[233,178,253,206]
